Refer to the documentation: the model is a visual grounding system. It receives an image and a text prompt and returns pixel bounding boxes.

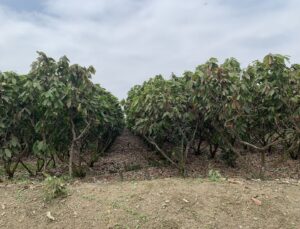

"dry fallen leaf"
[182,199,189,203]
[228,179,243,185]
[251,197,262,206]
[46,211,55,221]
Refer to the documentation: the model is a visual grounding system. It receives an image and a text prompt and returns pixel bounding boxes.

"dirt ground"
[0,178,300,229]
[1,130,300,228]
[83,129,300,182]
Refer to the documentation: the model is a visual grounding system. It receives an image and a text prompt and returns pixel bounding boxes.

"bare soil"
[0,130,300,228]
[1,178,300,229]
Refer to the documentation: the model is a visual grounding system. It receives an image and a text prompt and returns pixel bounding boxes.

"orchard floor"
[83,129,300,182]
[0,130,300,228]
[0,178,300,229]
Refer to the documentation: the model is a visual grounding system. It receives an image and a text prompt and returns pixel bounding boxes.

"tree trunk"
[4,160,19,179]
[51,154,57,168]
[20,160,34,176]
[69,141,75,177]
[5,163,14,179]
[69,119,90,177]
[36,158,45,173]
[268,146,272,155]
[196,138,202,155]
[42,133,47,172]
[259,151,266,179]
[209,144,218,159]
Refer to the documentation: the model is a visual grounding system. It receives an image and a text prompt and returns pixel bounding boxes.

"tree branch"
[75,122,91,141]
[143,135,179,168]
[239,138,284,151]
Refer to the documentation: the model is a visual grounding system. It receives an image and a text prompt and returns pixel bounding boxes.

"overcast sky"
[0,0,299,98]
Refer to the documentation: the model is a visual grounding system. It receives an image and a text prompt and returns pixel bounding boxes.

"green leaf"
[77,103,82,112]
[5,149,12,158]
[12,78,17,85]
[0,122,5,129]
[10,136,19,147]
[67,99,72,108]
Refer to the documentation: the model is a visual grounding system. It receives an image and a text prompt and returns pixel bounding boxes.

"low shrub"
[43,176,68,201]
[208,169,222,182]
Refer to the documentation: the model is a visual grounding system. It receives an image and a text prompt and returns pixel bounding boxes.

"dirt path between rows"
[85,129,300,181]
[84,129,180,181]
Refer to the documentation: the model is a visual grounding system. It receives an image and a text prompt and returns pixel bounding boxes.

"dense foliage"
[0,52,124,178]
[124,54,300,176]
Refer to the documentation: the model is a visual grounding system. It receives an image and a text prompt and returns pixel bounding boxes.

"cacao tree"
[0,52,124,178]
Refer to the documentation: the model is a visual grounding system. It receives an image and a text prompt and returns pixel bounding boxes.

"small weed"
[112,224,130,229]
[16,189,24,201]
[82,194,96,201]
[110,200,147,227]
[15,176,32,184]
[124,208,147,223]
[60,175,73,182]
[43,176,68,201]
[208,169,222,182]
[112,200,121,209]
[197,177,204,183]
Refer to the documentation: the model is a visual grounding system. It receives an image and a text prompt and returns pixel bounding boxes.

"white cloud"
[0,0,299,98]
